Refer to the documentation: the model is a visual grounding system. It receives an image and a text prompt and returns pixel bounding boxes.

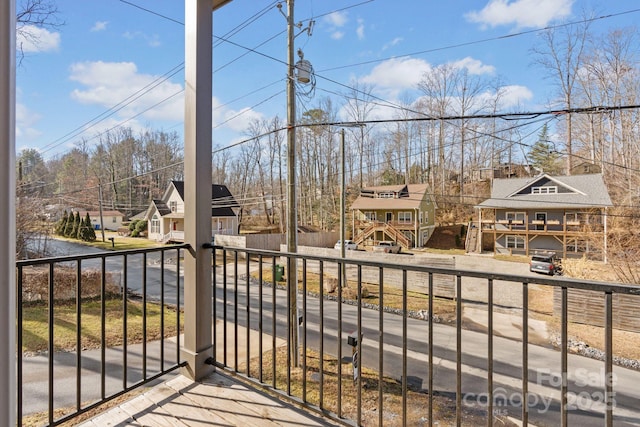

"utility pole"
[340,129,346,285]
[98,183,106,243]
[285,0,299,368]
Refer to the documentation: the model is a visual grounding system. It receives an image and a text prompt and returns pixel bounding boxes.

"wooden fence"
[553,288,640,333]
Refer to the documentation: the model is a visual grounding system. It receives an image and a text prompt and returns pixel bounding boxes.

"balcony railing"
[17,244,640,426]
[16,244,188,426]
[481,219,604,233]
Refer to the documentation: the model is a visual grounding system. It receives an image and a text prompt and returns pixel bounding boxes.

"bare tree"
[342,80,376,188]
[16,0,62,62]
[417,63,458,196]
[531,15,591,174]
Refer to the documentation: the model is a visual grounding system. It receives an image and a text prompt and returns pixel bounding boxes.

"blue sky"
[15,0,640,160]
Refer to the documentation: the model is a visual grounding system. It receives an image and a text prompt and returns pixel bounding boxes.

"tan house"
[350,184,437,249]
[474,173,612,260]
[80,210,125,231]
[145,181,239,243]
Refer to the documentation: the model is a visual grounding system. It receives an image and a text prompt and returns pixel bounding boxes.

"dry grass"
[242,347,517,427]
[562,257,618,281]
[255,269,458,321]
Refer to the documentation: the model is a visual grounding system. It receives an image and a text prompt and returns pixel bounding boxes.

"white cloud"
[323,11,348,40]
[217,106,264,132]
[324,11,348,28]
[122,31,161,47]
[16,25,60,53]
[382,37,403,51]
[356,19,365,40]
[91,21,108,32]
[16,101,42,140]
[360,57,431,98]
[449,57,495,75]
[466,0,574,29]
[69,61,184,123]
[68,61,267,137]
[498,84,534,107]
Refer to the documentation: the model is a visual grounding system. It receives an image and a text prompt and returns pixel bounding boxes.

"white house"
[80,210,125,231]
[145,181,239,243]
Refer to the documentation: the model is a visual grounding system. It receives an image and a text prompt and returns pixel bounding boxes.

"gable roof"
[477,173,612,209]
[351,184,431,210]
[170,180,239,217]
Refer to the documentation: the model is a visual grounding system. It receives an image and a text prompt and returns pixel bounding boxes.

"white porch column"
[1,0,16,424]
[182,0,214,380]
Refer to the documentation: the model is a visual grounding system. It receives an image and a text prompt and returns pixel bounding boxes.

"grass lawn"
[21,297,183,354]
[52,231,162,251]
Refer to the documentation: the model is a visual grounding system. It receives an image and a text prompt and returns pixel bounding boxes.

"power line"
[317,8,640,73]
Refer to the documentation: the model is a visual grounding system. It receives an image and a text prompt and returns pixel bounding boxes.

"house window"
[169,201,177,212]
[505,211,525,228]
[531,186,558,194]
[377,192,394,198]
[112,216,117,223]
[506,212,525,222]
[364,211,376,221]
[506,235,525,249]
[419,212,423,224]
[566,211,578,222]
[398,212,412,223]
[151,215,160,234]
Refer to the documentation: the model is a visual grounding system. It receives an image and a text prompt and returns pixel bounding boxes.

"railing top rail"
[212,244,640,295]
[16,243,190,267]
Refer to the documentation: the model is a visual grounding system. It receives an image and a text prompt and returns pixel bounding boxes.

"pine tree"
[78,214,87,241]
[56,210,68,235]
[86,216,96,242]
[82,212,96,241]
[63,211,75,237]
[528,124,563,175]
[71,211,81,239]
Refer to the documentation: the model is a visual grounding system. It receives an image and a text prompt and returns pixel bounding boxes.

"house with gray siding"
[474,174,612,260]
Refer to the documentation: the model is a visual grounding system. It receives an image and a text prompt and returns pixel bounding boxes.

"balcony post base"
[180,345,215,381]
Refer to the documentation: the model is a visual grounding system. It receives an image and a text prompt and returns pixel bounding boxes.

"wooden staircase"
[465,221,479,253]
[353,221,411,249]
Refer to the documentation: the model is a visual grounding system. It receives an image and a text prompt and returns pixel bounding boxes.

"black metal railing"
[211,245,640,427]
[17,244,640,427]
[16,244,188,426]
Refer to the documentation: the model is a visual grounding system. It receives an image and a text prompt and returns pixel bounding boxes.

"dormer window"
[170,201,177,212]
[378,192,394,198]
[531,186,557,194]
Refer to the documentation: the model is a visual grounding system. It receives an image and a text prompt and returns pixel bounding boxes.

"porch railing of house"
[160,229,235,243]
[17,244,640,426]
[16,244,189,426]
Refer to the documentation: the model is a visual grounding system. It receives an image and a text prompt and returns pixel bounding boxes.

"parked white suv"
[334,239,358,250]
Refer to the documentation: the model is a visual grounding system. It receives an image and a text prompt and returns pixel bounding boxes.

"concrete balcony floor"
[79,371,339,426]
